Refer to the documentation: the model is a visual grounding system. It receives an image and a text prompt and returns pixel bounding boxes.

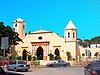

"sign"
[1,37,9,49]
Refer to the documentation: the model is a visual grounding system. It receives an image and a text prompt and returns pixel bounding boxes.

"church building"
[12,18,78,62]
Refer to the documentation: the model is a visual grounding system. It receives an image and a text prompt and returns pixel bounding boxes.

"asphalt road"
[5,66,84,75]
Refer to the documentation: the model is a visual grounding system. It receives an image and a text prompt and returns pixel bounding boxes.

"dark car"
[0,66,24,75]
[46,60,70,67]
[7,60,30,72]
[84,60,100,75]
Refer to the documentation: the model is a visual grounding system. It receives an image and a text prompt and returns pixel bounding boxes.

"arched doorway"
[22,49,27,60]
[54,48,60,59]
[36,46,43,60]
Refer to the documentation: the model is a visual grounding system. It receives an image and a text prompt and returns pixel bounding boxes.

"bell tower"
[13,18,26,40]
[64,20,77,59]
[64,20,77,42]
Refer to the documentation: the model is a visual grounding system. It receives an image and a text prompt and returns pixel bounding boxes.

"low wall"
[29,60,92,66]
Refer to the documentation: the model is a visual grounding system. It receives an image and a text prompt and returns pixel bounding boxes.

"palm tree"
[66,51,72,61]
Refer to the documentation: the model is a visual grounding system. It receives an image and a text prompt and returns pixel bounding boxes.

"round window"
[38,36,42,40]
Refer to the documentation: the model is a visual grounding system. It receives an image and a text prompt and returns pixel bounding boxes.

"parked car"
[0,59,11,65]
[0,66,24,75]
[84,60,100,75]
[46,60,70,67]
[7,60,30,72]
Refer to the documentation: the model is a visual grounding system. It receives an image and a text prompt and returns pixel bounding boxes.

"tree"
[91,36,100,43]
[0,22,22,57]
[94,52,100,59]
[78,36,100,48]
[66,51,72,61]
[77,38,82,45]
[77,38,91,48]
[84,39,91,48]
[91,36,100,47]
[0,22,5,46]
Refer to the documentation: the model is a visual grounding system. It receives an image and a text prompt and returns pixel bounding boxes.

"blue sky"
[0,0,100,40]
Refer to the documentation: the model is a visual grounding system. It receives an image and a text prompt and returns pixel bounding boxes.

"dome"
[13,18,24,22]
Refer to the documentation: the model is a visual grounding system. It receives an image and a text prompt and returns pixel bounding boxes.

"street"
[5,66,84,75]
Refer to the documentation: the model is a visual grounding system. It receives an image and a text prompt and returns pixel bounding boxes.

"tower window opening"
[15,24,17,27]
[73,32,75,38]
[68,32,70,38]
[23,25,25,30]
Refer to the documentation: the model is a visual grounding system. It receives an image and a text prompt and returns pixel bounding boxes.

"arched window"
[15,24,17,27]
[23,25,25,30]
[54,48,60,56]
[68,32,70,38]
[73,32,75,38]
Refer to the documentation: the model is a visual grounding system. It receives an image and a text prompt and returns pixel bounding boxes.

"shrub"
[9,55,16,61]
[31,56,40,66]
[28,55,32,61]
[48,53,54,60]
[32,56,37,61]
[16,56,22,60]
[55,56,61,60]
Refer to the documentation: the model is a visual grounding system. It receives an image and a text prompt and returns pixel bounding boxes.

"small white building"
[90,43,100,48]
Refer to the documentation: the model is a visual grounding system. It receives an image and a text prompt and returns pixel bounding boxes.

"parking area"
[5,66,84,75]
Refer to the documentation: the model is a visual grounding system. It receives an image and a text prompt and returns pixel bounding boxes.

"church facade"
[12,18,78,61]
[12,18,100,63]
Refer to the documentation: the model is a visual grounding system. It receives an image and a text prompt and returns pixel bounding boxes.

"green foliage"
[0,49,8,57]
[91,36,100,43]
[94,52,100,59]
[28,55,32,61]
[48,53,54,60]
[55,56,61,60]
[0,22,22,46]
[9,55,16,61]
[0,22,22,57]
[66,51,72,61]
[66,51,71,56]
[16,56,22,60]
[78,36,100,48]
[32,56,37,61]
[31,56,40,65]
[94,52,99,56]
[78,38,90,48]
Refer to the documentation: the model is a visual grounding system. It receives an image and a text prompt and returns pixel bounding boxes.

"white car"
[7,60,30,72]
[0,66,24,75]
